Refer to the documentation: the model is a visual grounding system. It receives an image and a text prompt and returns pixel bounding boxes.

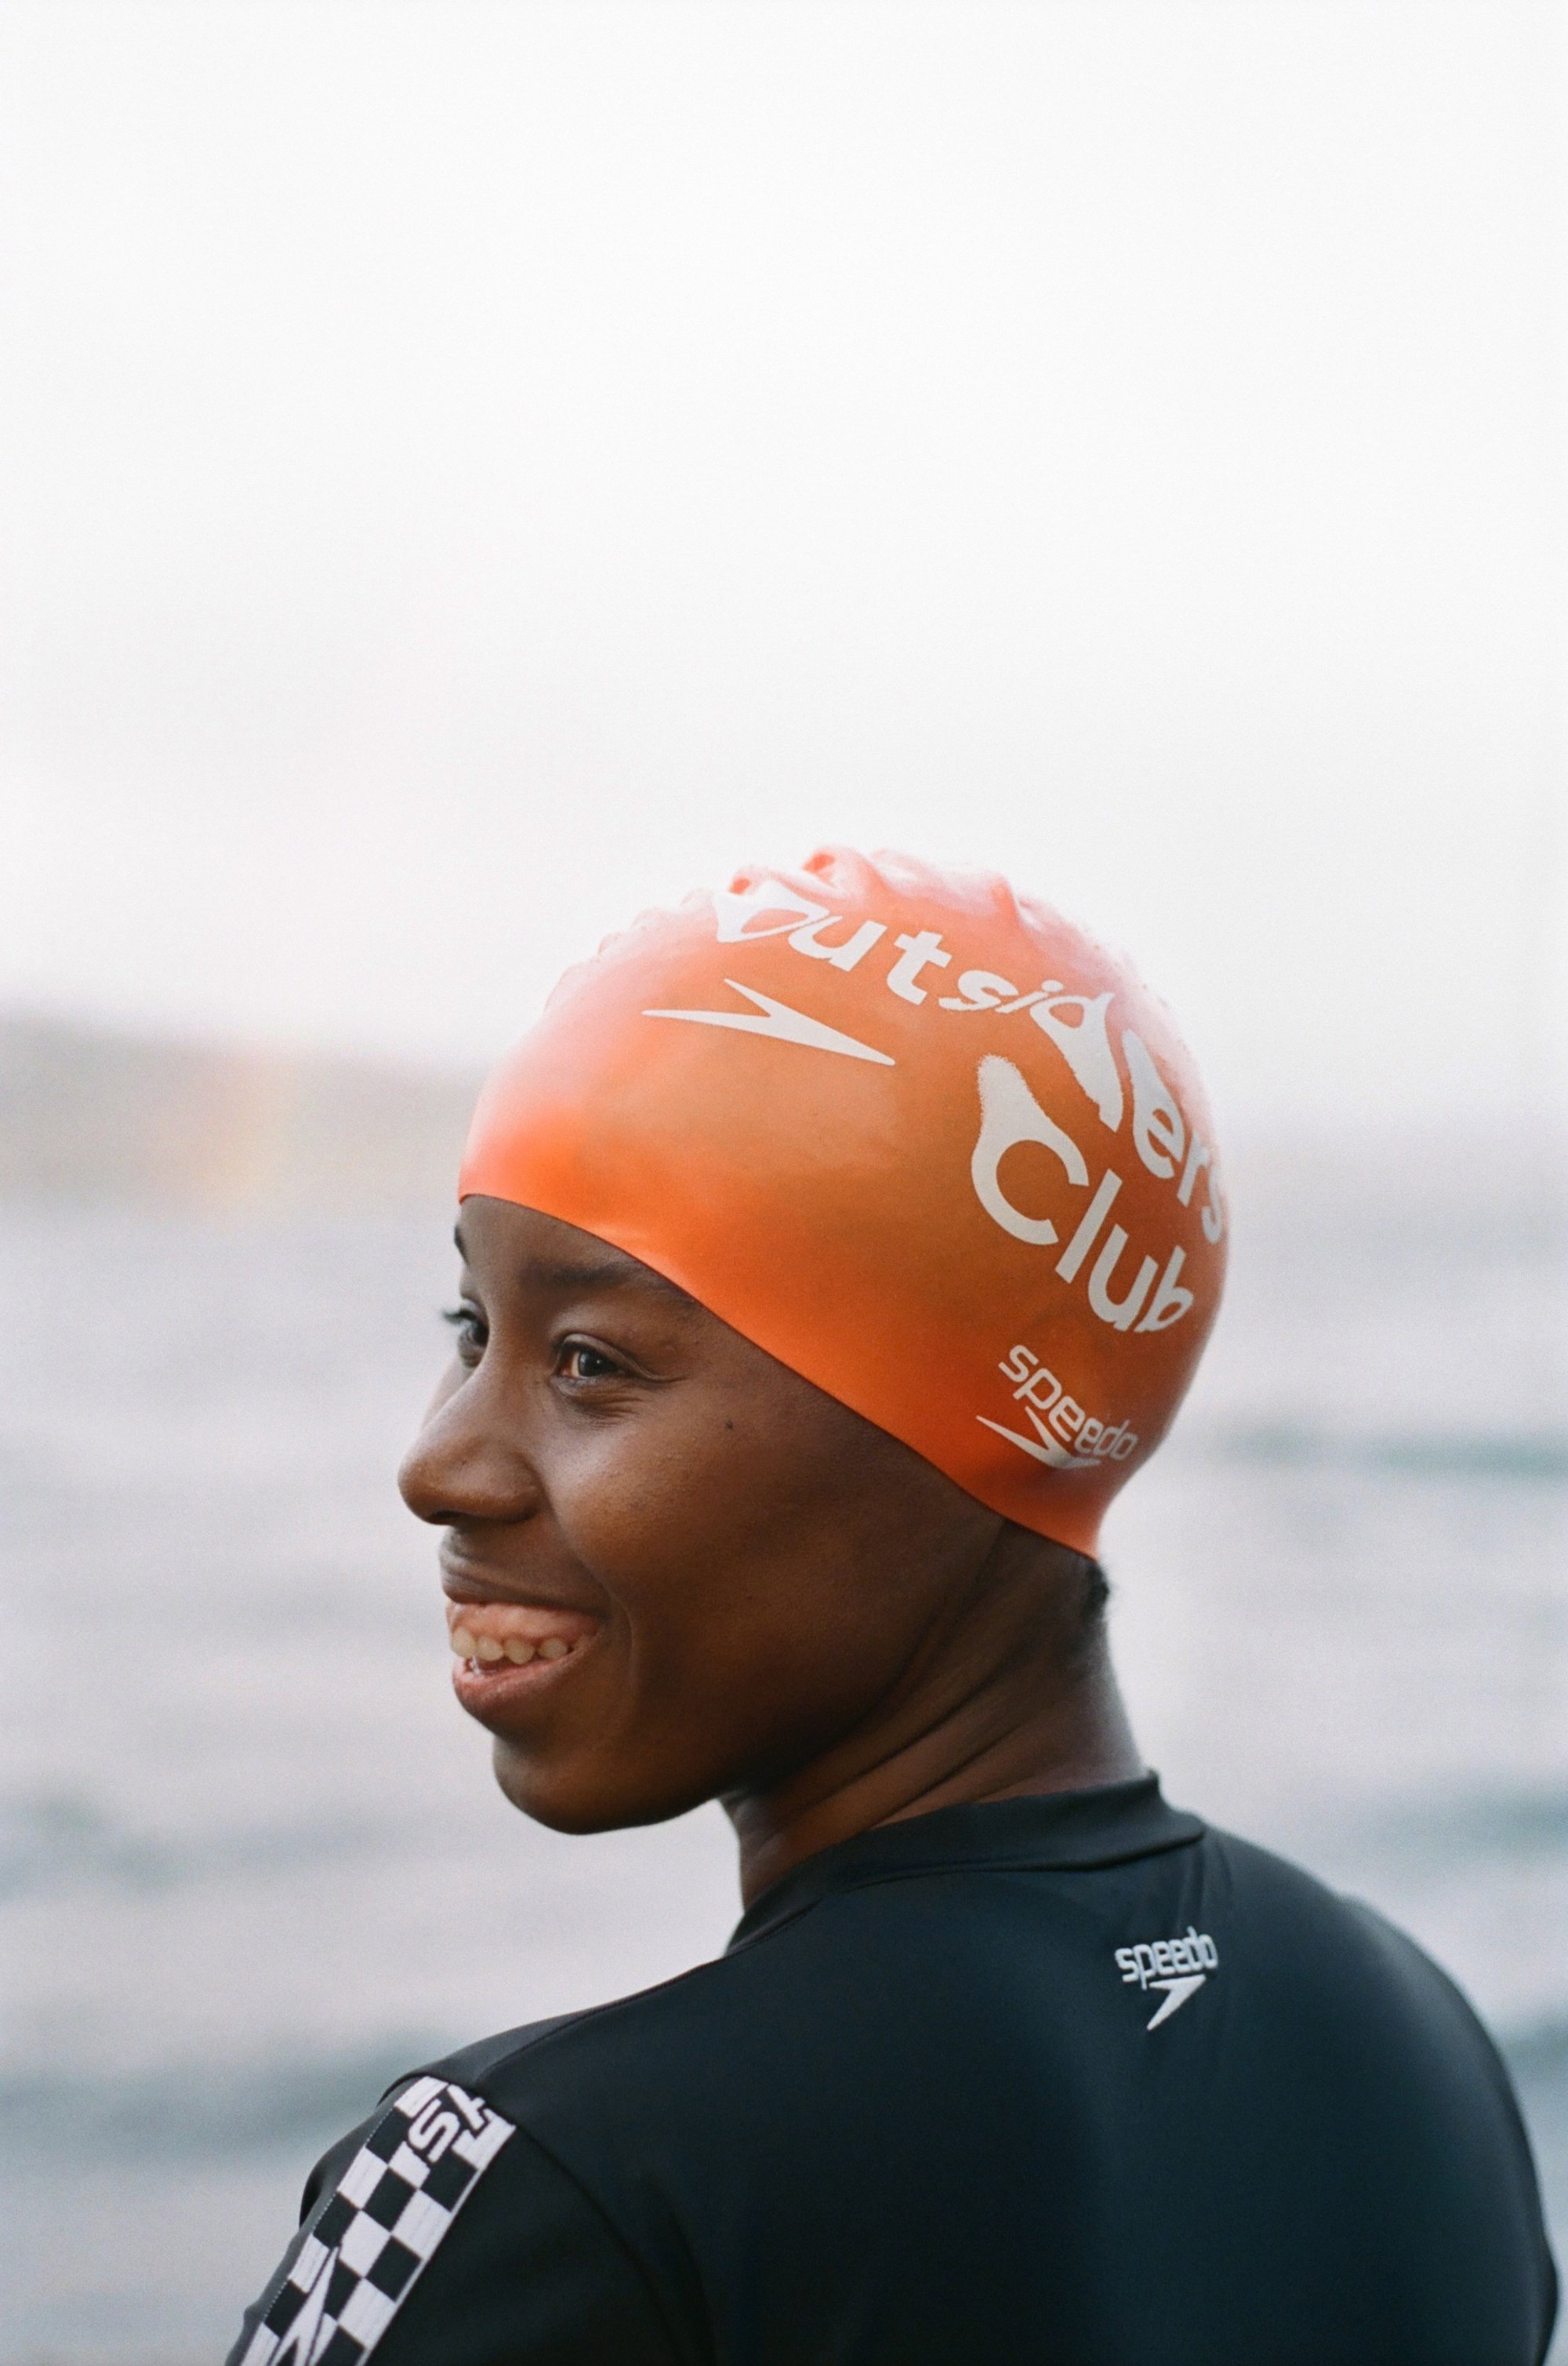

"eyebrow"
[533,1257,691,1299]
[452,1226,695,1305]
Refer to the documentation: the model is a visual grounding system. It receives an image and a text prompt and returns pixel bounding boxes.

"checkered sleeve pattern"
[238,2077,515,2366]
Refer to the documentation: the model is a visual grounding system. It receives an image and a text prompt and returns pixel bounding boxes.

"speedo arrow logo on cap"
[643,981,896,1066]
[458,846,1230,1561]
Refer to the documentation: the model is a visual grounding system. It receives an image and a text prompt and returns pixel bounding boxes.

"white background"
[1,0,1562,1128]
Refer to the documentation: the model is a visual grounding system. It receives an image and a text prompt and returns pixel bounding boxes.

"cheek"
[550,1415,844,1641]
[553,1422,935,1728]
[497,1389,989,1826]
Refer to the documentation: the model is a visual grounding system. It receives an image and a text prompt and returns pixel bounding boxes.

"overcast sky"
[2,0,1561,1130]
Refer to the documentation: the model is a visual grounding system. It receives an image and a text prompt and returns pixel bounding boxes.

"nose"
[397,1363,543,1530]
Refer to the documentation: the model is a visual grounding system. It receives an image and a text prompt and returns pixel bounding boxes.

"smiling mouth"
[444,1596,601,1675]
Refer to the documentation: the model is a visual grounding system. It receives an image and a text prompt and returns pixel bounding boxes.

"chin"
[491,1736,718,1835]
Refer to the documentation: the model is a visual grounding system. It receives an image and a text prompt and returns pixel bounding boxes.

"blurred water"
[0,1168,1563,2364]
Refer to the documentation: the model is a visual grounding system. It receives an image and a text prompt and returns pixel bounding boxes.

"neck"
[724,1528,1142,1906]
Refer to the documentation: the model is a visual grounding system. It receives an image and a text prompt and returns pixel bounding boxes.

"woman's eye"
[442,1306,487,1361]
[559,1342,622,1383]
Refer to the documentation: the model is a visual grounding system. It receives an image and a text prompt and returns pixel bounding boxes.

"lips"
[442,1594,602,1710]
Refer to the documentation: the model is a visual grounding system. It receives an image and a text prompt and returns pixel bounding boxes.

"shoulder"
[1190,1824,1526,2114]
[228,2063,685,2366]
[1189,1823,1472,2003]
[412,1931,820,2132]
[1201,1822,1482,2004]
[232,1953,823,2366]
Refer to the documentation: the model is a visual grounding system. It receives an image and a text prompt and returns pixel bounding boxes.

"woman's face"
[398,1196,1003,1834]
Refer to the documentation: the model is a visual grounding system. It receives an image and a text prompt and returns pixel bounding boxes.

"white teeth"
[449,1616,583,1668]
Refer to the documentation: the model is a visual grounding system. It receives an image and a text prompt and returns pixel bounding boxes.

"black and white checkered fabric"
[238,2076,515,2366]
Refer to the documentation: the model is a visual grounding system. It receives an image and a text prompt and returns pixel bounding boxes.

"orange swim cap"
[459,848,1226,1556]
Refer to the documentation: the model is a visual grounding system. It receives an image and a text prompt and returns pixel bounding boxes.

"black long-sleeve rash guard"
[229,1778,1557,2366]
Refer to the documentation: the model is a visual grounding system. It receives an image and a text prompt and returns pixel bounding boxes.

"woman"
[230,848,1555,2365]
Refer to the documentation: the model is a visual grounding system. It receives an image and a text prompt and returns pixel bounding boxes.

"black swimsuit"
[229,1777,1557,2365]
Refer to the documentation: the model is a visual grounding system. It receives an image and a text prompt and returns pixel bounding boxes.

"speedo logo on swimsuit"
[978,1345,1138,1470]
[1115,1927,1220,2030]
